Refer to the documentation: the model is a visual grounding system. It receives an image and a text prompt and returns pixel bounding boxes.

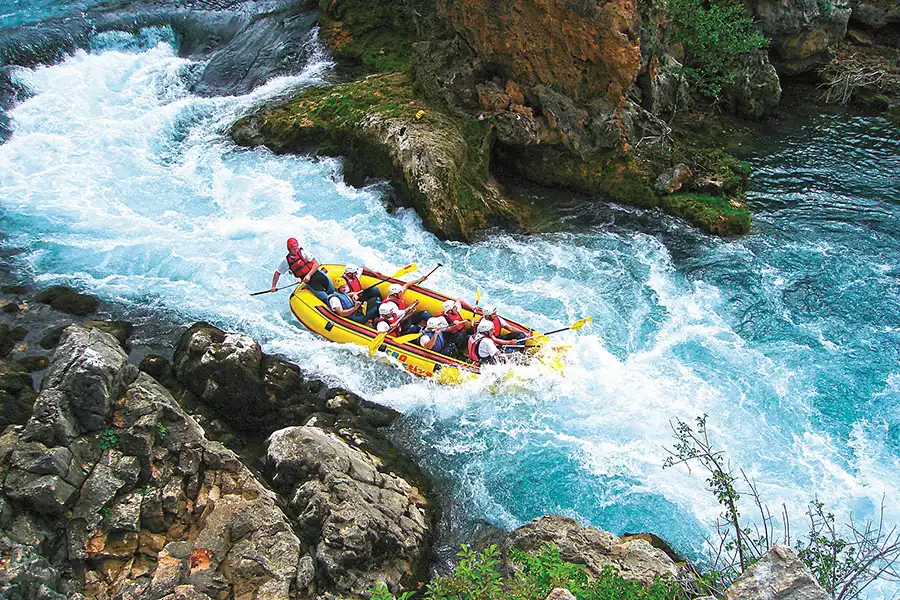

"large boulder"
[23,325,132,446]
[266,425,432,594]
[745,0,852,74]
[505,515,681,585]
[848,0,900,30]
[726,50,782,119]
[725,545,829,600]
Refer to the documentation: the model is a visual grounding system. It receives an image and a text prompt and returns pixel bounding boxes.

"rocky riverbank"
[0,284,834,600]
[230,0,898,241]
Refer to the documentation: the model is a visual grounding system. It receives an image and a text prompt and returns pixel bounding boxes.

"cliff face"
[436,0,642,109]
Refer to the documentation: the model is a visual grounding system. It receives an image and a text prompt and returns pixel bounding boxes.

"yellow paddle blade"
[570,316,593,331]
[526,335,550,347]
[476,287,482,304]
[395,332,421,344]
[368,332,387,356]
[391,263,418,278]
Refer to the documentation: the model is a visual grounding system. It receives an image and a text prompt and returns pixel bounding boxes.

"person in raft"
[474,304,528,351]
[271,238,333,302]
[386,279,430,333]
[438,300,471,352]
[327,277,380,324]
[342,263,381,310]
[467,318,506,365]
[418,316,456,357]
[374,300,420,336]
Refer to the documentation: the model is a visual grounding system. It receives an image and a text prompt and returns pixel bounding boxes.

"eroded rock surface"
[505,515,683,585]
[266,426,431,593]
[725,545,829,600]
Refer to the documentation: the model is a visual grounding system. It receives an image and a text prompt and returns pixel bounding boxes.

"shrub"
[666,0,769,98]
[664,415,900,599]
[370,543,686,600]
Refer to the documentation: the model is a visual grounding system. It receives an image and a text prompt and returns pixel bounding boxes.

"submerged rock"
[35,286,99,316]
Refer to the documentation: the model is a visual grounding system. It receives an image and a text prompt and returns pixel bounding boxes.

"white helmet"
[476,318,494,334]
[442,299,458,313]
[388,283,403,296]
[426,317,444,331]
[482,304,497,315]
[345,263,361,276]
[379,302,398,316]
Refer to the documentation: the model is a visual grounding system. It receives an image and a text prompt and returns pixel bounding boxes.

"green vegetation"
[318,0,445,73]
[661,194,750,236]
[666,0,769,98]
[665,415,900,599]
[99,428,119,450]
[155,422,167,441]
[370,543,685,600]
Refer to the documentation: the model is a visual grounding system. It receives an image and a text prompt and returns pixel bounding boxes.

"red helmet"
[286,237,300,251]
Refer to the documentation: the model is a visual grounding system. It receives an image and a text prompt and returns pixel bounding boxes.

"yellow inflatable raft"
[289,264,550,382]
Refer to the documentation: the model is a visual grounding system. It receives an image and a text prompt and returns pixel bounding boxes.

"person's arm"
[271,271,281,292]
[303,257,320,283]
[397,300,420,323]
[457,298,476,312]
[401,275,427,294]
[420,333,436,349]
[330,297,362,317]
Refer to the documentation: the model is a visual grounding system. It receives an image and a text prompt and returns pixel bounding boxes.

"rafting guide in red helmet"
[270,237,334,302]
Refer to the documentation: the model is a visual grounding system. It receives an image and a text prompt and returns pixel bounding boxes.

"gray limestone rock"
[725,545,829,600]
[726,51,782,120]
[505,515,680,585]
[266,425,432,593]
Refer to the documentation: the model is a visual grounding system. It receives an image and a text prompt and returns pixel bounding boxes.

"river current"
[1,22,899,595]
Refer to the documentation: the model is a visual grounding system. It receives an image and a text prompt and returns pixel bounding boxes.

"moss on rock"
[661,193,751,236]
[232,72,533,240]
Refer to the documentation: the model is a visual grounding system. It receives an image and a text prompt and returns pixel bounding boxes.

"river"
[1,20,899,596]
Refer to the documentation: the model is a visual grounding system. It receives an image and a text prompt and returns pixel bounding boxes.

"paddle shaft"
[250,281,303,296]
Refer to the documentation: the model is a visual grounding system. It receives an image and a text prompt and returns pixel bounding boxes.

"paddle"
[512,316,593,346]
[250,281,305,296]
[360,263,419,294]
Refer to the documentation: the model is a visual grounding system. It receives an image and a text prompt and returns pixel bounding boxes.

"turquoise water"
[1,24,899,595]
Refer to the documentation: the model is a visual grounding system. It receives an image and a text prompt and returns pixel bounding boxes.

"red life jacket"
[346,275,362,293]
[286,250,315,278]
[467,334,488,362]
[389,294,406,311]
[475,316,502,337]
[374,315,400,337]
[442,311,466,332]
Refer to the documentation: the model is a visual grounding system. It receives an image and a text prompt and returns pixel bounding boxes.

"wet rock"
[0,323,27,357]
[726,51,782,120]
[0,359,38,428]
[35,286,99,316]
[0,535,67,600]
[745,0,852,74]
[39,326,67,350]
[636,54,690,119]
[83,320,134,350]
[847,27,875,46]
[19,355,49,372]
[266,425,432,593]
[24,325,130,444]
[139,353,174,383]
[1,300,20,314]
[655,164,693,194]
[725,545,828,600]
[505,515,680,585]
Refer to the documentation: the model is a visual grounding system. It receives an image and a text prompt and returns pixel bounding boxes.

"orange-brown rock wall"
[436,0,642,109]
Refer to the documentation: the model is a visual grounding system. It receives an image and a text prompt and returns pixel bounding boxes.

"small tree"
[664,414,900,599]
[666,0,769,99]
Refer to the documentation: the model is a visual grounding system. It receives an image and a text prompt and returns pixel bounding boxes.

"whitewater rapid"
[2,29,899,593]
